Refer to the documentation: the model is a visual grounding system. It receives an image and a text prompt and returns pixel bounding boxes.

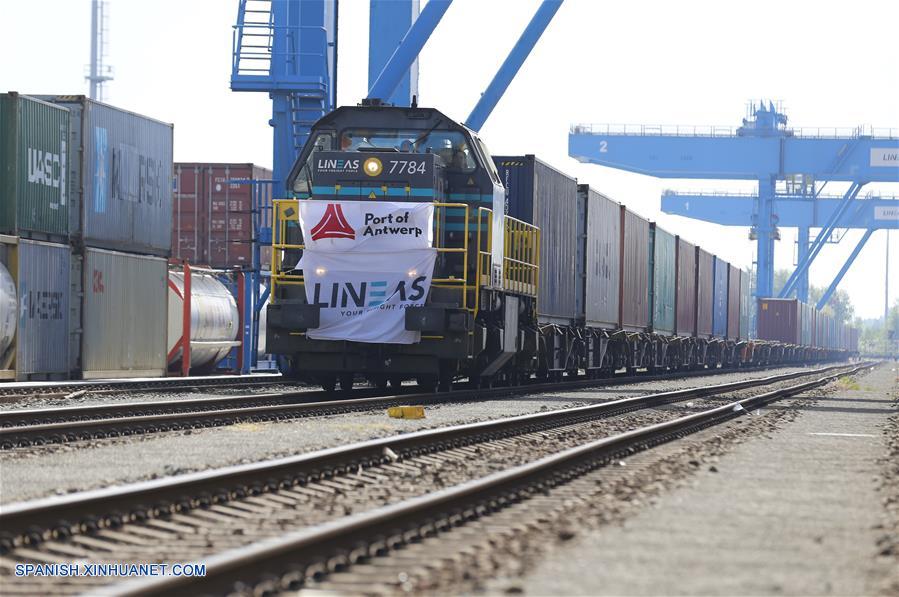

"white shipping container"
[0,235,71,381]
[80,248,167,379]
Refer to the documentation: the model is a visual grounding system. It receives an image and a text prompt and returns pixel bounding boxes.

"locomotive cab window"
[339,129,477,172]
[292,132,334,194]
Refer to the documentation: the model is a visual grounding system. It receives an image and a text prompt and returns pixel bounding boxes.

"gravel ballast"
[494,363,896,596]
[1,367,818,504]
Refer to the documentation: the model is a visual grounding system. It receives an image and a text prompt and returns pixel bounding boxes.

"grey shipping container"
[580,185,619,329]
[739,269,751,340]
[494,155,578,325]
[675,236,696,336]
[619,206,650,332]
[79,248,167,378]
[712,256,728,338]
[800,302,813,346]
[650,223,675,335]
[696,248,714,338]
[38,95,173,256]
[757,298,801,345]
[0,235,70,380]
[0,93,69,240]
[726,264,741,340]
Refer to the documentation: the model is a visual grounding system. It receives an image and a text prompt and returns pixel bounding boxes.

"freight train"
[265,103,855,392]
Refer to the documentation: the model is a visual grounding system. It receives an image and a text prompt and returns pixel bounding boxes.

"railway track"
[0,364,836,449]
[0,363,867,595]
[0,373,284,403]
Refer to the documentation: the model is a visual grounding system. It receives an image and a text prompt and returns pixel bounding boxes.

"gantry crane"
[570,102,899,311]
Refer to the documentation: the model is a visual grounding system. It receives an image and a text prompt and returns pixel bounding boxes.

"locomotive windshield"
[339,129,476,172]
[289,106,488,196]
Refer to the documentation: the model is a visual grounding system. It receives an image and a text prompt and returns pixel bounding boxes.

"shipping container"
[0,235,70,380]
[0,93,69,240]
[494,155,578,325]
[757,298,802,345]
[726,264,741,340]
[739,269,751,340]
[800,302,814,347]
[619,206,650,332]
[173,163,273,269]
[38,95,173,256]
[675,236,696,336]
[79,248,167,378]
[579,185,619,329]
[712,256,728,338]
[849,326,859,353]
[650,223,675,335]
[695,248,714,338]
[575,186,587,321]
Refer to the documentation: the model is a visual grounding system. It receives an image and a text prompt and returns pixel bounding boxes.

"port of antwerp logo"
[310,203,355,241]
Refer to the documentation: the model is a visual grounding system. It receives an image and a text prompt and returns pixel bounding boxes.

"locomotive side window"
[340,129,477,172]
[292,132,334,194]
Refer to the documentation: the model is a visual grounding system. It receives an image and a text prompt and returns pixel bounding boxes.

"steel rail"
[0,373,283,400]
[108,363,870,596]
[0,364,838,448]
[0,364,855,551]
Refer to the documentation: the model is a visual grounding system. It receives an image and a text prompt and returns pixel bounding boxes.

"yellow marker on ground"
[388,405,425,419]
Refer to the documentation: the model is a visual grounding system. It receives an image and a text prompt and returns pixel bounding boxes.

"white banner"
[299,248,437,344]
[298,200,433,251]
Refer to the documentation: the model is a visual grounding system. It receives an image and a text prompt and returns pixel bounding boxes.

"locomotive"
[266,103,539,392]
[266,103,851,393]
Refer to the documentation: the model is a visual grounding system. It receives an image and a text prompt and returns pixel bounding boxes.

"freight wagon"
[265,104,852,392]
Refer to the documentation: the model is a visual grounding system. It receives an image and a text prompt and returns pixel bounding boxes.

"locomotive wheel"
[416,376,437,393]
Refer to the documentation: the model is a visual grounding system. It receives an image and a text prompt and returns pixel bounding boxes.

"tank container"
[167,270,240,370]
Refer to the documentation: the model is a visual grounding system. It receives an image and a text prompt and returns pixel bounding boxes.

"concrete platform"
[516,363,898,596]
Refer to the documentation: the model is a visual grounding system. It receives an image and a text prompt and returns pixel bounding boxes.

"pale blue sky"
[2,0,897,318]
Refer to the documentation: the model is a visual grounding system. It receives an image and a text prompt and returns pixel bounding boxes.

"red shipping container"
[695,248,714,338]
[173,163,272,269]
[675,236,696,337]
[726,263,741,340]
[757,298,801,345]
[619,206,650,332]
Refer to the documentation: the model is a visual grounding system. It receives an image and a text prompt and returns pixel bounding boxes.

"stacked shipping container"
[1,93,174,380]
[173,163,273,269]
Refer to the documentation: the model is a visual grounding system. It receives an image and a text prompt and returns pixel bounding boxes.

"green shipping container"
[0,93,69,239]
[650,224,676,335]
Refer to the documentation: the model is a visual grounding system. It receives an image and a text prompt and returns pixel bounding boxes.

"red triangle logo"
[310,203,355,241]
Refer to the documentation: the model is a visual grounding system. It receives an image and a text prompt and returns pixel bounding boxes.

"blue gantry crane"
[570,102,899,311]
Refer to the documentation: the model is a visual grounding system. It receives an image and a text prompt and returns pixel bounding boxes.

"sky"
[2,0,897,319]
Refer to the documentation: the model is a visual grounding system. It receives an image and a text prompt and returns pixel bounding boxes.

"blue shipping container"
[712,256,728,338]
[493,155,578,325]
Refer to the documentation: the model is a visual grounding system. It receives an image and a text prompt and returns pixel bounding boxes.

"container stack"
[172,163,273,270]
[0,93,72,381]
[2,93,174,380]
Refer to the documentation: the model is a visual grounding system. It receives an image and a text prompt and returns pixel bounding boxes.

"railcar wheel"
[339,374,354,392]
[319,376,337,393]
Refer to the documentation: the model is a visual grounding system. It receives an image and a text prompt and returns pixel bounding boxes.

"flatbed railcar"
[266,103,852,392]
